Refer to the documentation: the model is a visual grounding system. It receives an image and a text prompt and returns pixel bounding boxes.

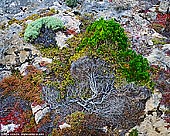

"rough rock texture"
[135,112,170,136]
[42,56,151,132]
[0,0,55,15]
[1,0,170,135]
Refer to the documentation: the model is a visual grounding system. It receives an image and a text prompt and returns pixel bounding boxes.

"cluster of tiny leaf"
[76,18,151,85]
[129,129,138,136]
[40,46,75,98]
[24,16,63,42]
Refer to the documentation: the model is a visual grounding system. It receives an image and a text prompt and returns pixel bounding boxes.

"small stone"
[148,40,154,45]
[19,62,29,76]
[31,104,42,115]
[55,31,71,48]
[0,70,11,81]
[19,50,30,63]
[1,123,20,133]
[159,1,170,13]
[59,123,71,129]
[31,102,50,124]
[35,110,43,124]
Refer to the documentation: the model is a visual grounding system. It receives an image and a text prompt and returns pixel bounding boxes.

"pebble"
[59,123,71,129]
[1,123,20,133]
[31,102,50,124]
[0,70,11,81]
[148,39,154,46]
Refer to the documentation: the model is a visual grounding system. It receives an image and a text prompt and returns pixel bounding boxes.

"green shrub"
[77,18,129,51]
[24,16,63,42]
[129,129,138,136]
[76,18,151,86]
[119,49,150,83]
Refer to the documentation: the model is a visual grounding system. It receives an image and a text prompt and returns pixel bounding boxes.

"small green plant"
[66,0,77,8]
[129,129,138,136]
[152,38,166,45]
[119,49,150,83]
[75,18,151,86]
[24,16,63,42]
[77,18,129,52]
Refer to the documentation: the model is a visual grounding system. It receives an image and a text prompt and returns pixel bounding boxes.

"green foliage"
[119,49,150,83]
[77,18,129,51]
[39,18,152,100]
[24,16,63,42]
[76,18,151,86]
[66,0,77,8]
[152,38,166,45]
[129,129,138,136]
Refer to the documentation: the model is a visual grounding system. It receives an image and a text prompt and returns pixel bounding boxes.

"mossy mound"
[24,16,63,42]
[75,18,151,86]
[39,18,153,102]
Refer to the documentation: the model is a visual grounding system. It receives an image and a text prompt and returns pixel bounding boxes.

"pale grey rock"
[59,123,71,129]
[55,31,72,48]
[146,44,170,70]
[33,57,52,71]
[31,102,50,124]
[0,70,11,81]
[146,10,157,21]
[0,23,40,68]
[148,39,154,46]
[145,89,162,113]
[1,123,20,133]
[0,43,40,68]
[54,12,81,33]
[159,0,170,13]
[134,112,170,136]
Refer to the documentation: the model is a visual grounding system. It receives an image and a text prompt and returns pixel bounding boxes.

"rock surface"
[0,0,170,135]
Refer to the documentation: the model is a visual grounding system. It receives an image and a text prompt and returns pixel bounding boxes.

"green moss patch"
[24,16,63,42]
[39,18,153,99]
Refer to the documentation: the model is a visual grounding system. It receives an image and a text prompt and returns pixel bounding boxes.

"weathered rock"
[1,123,20,133]
[0,0,55,15]
[0,70,11,81]
[33,57,52,71]
[146,44,170,70]
[55,31,71,48]
[159,0,170,13]
[31,102,50,124]
[145,89,162,113]
[134,112,170,136]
